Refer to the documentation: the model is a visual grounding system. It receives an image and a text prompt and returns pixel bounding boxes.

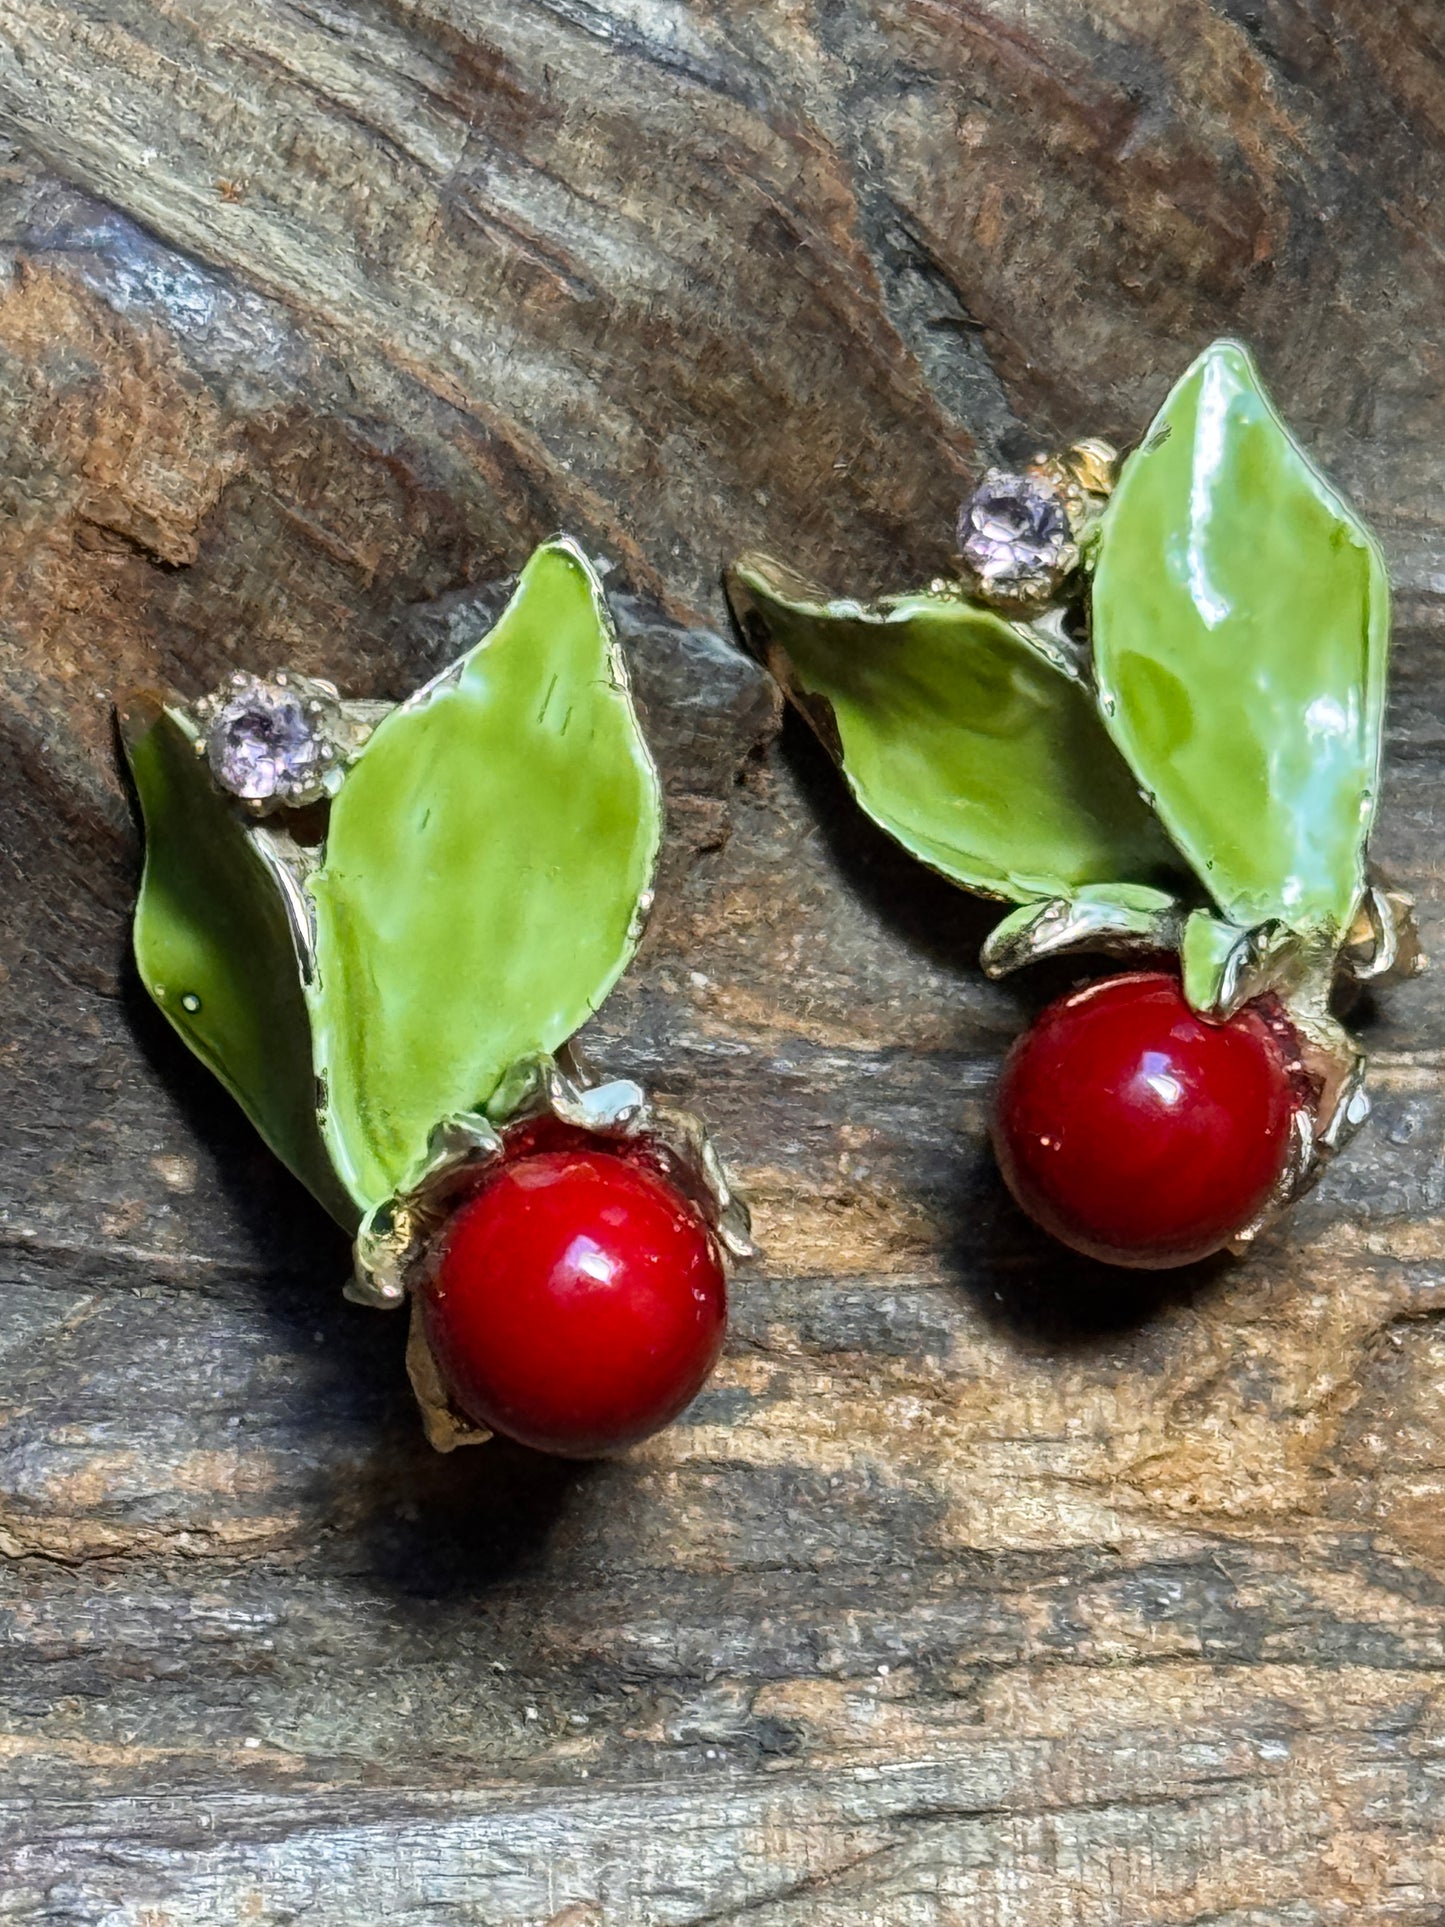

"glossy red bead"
[992,971,1296,1269]
[423,1146,727,1457]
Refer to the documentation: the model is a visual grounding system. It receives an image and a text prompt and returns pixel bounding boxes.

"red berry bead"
[992,971,1296,1270]
[422,1146,727,1457]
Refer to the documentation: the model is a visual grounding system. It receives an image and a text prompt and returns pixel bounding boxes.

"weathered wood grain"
[1,2,1444,1920]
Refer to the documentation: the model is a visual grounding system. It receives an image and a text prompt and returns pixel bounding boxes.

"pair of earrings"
[122,338,1420,1461]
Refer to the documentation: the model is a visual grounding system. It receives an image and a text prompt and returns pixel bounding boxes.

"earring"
[120,537,752,1456]
[729,339,1421,1271]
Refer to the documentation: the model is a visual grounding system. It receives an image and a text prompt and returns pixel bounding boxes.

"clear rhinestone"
[206,681,328,803]
[958,470,1075,603]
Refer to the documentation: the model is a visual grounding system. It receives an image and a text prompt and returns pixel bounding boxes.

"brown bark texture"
[1,2,1445,1921]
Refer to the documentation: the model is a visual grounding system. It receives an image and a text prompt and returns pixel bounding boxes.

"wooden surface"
[2,3,1445,1920]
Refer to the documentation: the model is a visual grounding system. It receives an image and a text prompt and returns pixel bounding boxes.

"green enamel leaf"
[1180,908,1305,1021]
[1093,337,1390,938]
[981,883,1184,979]
[729,558,1181,902]
[1180,909,1250,1017]
[121,695,356,1226]
[307,538,663,1212]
